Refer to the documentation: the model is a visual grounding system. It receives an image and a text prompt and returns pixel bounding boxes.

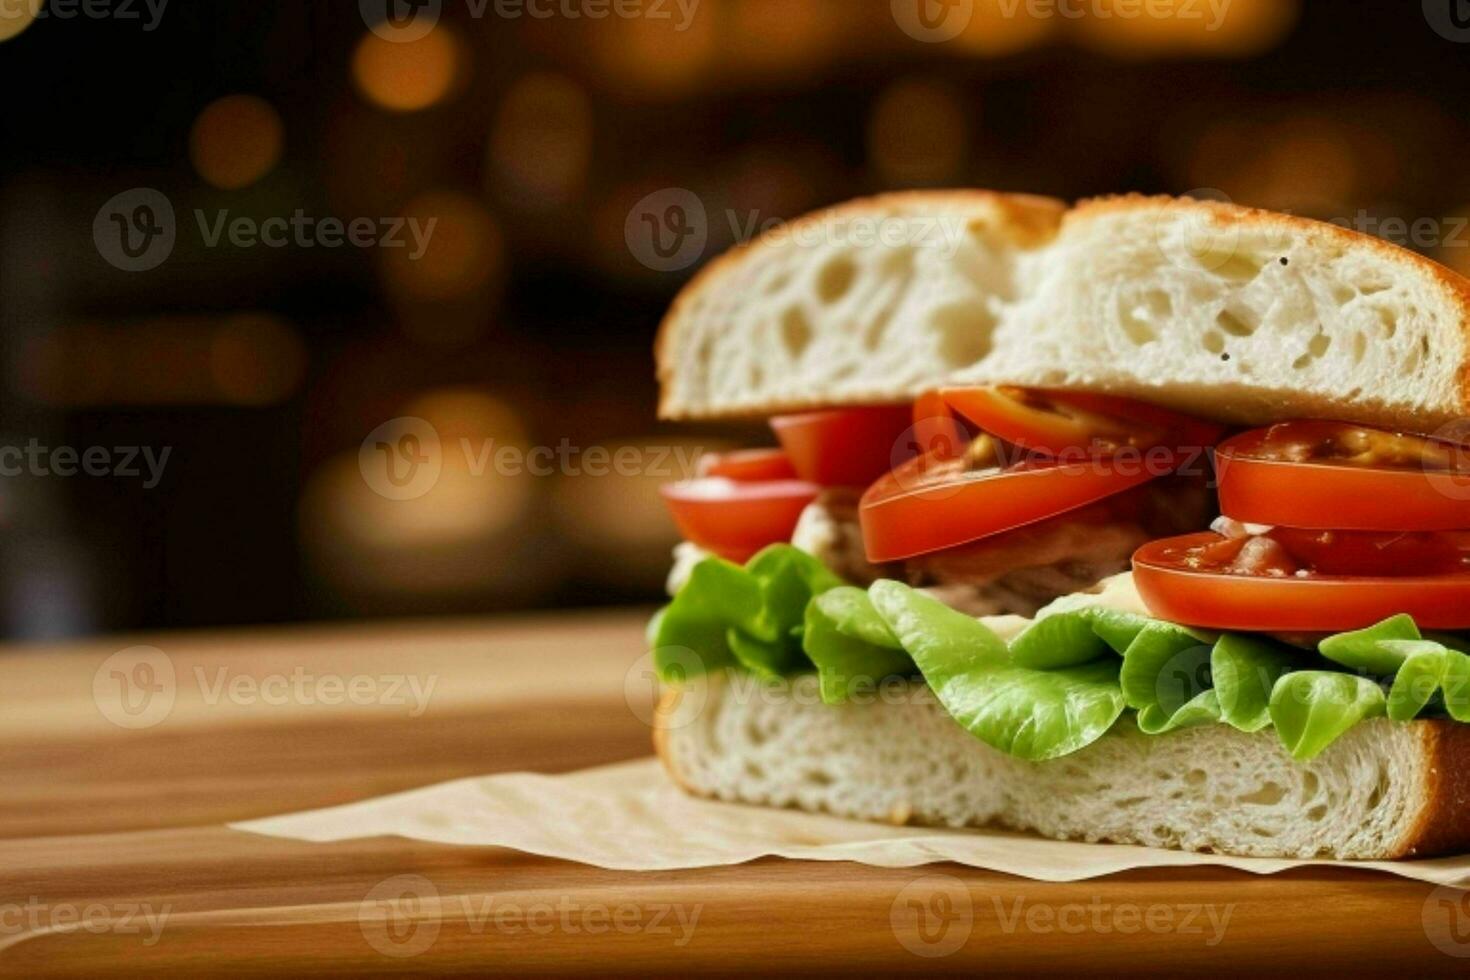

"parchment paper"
[232,758,1470,887]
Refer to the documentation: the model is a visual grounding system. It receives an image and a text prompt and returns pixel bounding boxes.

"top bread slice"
[656,191,1470,433]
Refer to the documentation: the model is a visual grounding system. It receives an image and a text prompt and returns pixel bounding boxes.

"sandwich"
[647,191,1470,861]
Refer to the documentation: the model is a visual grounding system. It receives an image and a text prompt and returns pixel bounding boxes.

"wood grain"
[1,612,1467,975]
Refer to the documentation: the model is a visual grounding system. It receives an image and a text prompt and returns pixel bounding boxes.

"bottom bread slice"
[654,674,1470,860]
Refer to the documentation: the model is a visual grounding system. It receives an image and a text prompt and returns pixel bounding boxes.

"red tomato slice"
[911,391,969,460]
[1216,421,1470,531]
[661,478,819,564]
[940,386,1224,457]
[771,406,915,488]
[859,437,1164,562]
[699,448,798,482]
[1133,532,1470,631]
[1266,527,1470,577]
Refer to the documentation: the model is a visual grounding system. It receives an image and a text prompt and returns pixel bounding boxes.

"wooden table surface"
[2,610,1468,976]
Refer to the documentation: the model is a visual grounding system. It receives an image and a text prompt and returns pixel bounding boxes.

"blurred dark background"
[0,0,1465,638]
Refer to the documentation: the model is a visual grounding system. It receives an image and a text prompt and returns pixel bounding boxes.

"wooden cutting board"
[1,611,1467,976]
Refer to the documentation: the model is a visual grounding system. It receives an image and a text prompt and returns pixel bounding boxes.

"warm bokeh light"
[1436,205,1470,278]
[20,316,307,407]
[189,95,285,190]
[406,387,527,452]
[210,314,308,406]
[298,387,542,596]
[593,8,718,96]
[380,190,503,304]
[1187,116,1366,215]
[868,78,969,186]
[351,27,462,112]
[726,145,826,229]
[488,73,594,209]
[552,437,713,585]
[723,0,839,78]
[953,0,1057,56]
[0,0,38,43]
[1077,0,1299,58]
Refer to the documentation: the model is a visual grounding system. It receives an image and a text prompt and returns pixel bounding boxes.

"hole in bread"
[1351,331,1368,364]
[1237,782,1287,806]
[749,364,764,388]
[744,761,765,780]
[1185,769,1207,786]
[1292,332,1331,370]
[1193,247,1264,281]
[780,308,813,360]
[1202,330,1226,356]
[1330,283,1355,305]
[1405,335,1429,372]
[1301,771,1320,800]
[864,319,887,352]
[804,769,834,787]
[1119,290,1171,345]
[1359,280,1390,295]
[1367,769,1389,810]
[930,301,996,367]
[816,257,857,304]
[1376,307,1396,339]
[744,719,766,747]
[881,247,915,279]
[1306,804,1328,822]
[1216,307,1258,338]
[766,271,791,295]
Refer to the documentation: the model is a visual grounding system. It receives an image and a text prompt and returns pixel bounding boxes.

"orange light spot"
[189,95,285,190]
[352,28,462,112]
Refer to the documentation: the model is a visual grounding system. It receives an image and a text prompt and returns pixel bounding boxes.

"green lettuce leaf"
[651,545,844,682]
[803,587,915,703]
[1118,625,1299,736]
[1319,617,1470,722]
[1269,672,1387,761]
[651,548,1470,764]
[869,582,1126,762]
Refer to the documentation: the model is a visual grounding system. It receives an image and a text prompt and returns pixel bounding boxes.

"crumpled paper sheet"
[233,757,1470,886]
